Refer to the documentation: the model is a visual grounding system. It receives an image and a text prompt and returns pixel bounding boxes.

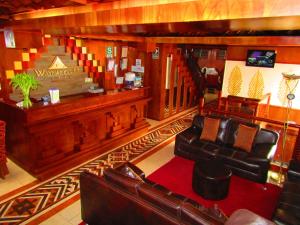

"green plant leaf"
[10,72,39,108]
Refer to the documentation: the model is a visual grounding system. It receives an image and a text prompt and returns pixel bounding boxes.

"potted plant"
[10,72,38,108]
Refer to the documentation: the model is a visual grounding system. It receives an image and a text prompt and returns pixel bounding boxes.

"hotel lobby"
[1,1,300,224]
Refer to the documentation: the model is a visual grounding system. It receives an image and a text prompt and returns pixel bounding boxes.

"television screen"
[246,50,276,68]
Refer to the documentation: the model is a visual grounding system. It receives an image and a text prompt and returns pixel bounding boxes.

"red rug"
[147,157,282,219]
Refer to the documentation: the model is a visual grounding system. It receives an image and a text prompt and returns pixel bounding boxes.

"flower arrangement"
[10,72,38,108]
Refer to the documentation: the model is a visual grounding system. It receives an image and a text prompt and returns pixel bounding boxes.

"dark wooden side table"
[192,159,232,200]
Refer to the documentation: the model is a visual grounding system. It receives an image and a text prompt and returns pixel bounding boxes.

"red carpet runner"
[148,156,282,219]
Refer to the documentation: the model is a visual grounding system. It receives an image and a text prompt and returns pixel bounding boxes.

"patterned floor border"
[0,111,196,224]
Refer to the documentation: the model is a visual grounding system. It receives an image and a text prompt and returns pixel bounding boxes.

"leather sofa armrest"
[176,127,200,144]
[287,159,300,182]
[115,162,145,179]
[225,209,275,225]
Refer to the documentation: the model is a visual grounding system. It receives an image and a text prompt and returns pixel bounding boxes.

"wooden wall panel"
[14,30,43,49]
[82,39,146,81]
[0,31,43,99]
[83,39,117,68]
[262,105,300,125]
[227,46,300,64]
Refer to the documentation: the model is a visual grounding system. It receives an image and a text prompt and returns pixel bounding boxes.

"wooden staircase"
[164,48,197,118]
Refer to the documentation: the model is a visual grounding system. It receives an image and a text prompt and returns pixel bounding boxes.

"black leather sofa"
[174,115,279,183]
[273,159,300,225]
[80,162,275,225]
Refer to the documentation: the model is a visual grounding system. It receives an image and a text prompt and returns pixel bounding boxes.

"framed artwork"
[121,58,128,70]
[4,28,16,48]
[107,58,115,71]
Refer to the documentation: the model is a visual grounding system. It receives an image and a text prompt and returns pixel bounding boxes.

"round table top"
[194,159,232,180]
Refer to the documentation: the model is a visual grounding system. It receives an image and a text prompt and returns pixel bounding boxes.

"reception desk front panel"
[0,88,150,180]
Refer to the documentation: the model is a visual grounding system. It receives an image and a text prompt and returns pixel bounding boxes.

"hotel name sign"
[33,56,82,80]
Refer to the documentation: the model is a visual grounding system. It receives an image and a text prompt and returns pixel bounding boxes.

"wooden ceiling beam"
[146,36,300,46]
[74,34,145,42]
[69,0,87,4]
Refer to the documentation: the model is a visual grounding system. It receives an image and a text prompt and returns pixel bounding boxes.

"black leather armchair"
[273,159,300,225]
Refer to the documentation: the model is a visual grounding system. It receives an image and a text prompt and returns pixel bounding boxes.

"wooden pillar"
[199,97,204,115]
[168,50,176,117]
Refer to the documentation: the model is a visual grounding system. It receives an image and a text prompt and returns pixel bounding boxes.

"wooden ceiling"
[0,0,109,20]
[1,0,300,40]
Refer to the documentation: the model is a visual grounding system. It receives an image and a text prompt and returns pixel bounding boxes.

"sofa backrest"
[80,170,180,225]
[254,128,278,145]
[80,169,224,225]
[193,115,278,149]
[192,115,232,145]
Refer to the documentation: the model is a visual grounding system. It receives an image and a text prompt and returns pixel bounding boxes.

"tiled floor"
[0,111,192,225]
[40,200,82,225]
[39,141,176,225]
[0,159,36,197]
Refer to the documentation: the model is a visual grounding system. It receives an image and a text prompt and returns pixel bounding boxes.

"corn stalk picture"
[227,65,242,96]
[10,73,38,108]
[248,70,264,99]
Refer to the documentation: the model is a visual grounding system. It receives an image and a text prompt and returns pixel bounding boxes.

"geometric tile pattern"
[66,37,103,81]
[0,112,195,224]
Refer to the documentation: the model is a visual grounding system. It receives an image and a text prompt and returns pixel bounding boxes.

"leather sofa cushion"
[218,147,235,158]
[233,124,258,152]
[103,168,143,195]
[200,117,220,142]
[138,183,181,217]
[180,202,223,225]
[168,192,207,212]
[220,150,261,174]
[193,140,220,157]
[179,142,218,160]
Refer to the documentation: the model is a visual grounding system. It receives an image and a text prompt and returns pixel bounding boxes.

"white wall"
[222,60,300,109]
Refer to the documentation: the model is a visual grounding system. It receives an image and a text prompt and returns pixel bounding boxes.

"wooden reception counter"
[0,87,150,180]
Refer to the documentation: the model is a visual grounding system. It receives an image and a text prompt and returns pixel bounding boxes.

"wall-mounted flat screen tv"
[246,50,276,68]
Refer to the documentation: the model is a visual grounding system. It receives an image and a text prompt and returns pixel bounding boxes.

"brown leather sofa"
[174,115,279,183]
[273,159,300,225]
[80,162,275,225]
